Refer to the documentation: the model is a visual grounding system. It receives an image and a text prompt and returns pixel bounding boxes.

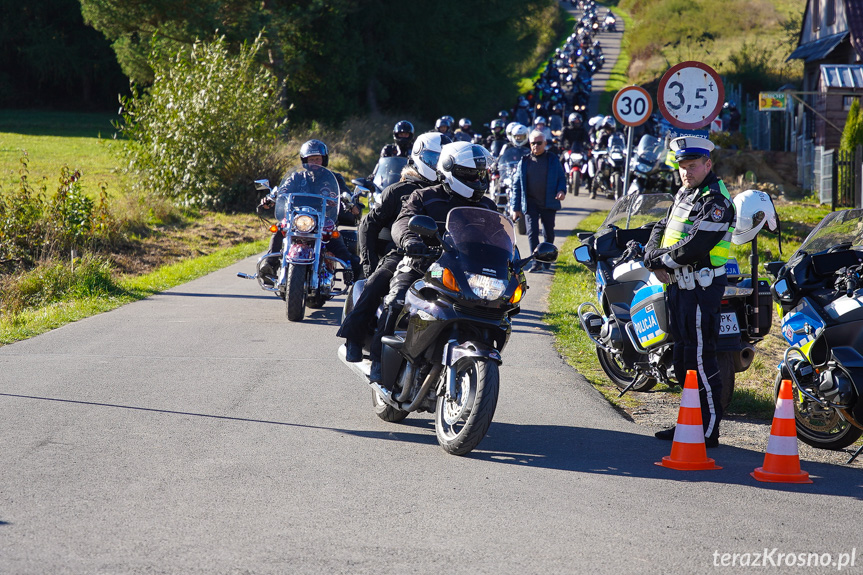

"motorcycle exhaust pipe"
[402,364,444,412]
[732,344,756,373]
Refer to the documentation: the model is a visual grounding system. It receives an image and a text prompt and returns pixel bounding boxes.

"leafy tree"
[0,0,126,109]
[840,98,863,153]
[117,34,287,208]
[81,0,562,123]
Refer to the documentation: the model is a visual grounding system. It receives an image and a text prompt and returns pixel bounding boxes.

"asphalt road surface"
[2,191,862,575]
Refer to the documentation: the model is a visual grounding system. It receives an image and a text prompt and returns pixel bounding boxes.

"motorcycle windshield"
[795,208,863,255]
[373,157,408,191]
[497,147,526,178]
[601,193,674,230]
[445,207,516,277]
[635,135,662,163]
[275,164,340,222]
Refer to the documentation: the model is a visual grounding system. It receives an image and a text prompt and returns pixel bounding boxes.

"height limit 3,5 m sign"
[612,85,653,127]
[657,61,724,130]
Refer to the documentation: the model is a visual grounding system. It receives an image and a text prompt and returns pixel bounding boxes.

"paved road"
[2,6,862,575]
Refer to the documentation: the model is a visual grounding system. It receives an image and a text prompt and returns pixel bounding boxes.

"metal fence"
[832,145,863,210]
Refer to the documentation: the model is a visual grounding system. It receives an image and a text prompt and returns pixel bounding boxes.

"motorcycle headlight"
[466,273,507,300]
[611,152,623,161]
[293,214,316,233]
[636,163,650,173]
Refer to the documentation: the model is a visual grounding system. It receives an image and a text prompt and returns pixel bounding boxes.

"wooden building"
[787,0,863,149]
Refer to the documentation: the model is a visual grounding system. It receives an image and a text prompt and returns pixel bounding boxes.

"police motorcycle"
[339,207,558,455]
[768,207,863,459]
[574,191,776,408]
[625,134,679,195]
[238,164,353,321]
[589,131,627,200]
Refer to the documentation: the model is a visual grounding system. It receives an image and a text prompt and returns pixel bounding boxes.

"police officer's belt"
[671,265,725,290]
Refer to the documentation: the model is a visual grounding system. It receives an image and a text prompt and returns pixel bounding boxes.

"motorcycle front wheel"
[372,389,409,423]
[774,371,863,450]
[435,358,500,455]
[285,263,307,322]
[596,346,656,392]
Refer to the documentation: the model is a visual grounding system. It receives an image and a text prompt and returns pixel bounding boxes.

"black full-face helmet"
[300,139,329,167]
[393,120,415,150]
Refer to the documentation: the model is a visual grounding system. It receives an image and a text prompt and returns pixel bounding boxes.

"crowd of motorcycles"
[235,0,863,463]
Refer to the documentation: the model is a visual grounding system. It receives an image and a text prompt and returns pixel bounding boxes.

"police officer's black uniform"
[644,138,735,446]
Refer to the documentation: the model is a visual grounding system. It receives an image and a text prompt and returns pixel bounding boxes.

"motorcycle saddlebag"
[630,284,670,350]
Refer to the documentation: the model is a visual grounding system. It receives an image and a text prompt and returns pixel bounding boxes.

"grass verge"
[0,239,266,345]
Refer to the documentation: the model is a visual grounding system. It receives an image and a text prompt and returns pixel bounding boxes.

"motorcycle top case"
[630,284,669,349]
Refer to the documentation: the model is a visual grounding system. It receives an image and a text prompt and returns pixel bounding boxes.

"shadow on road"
[159,291,277,300]
[5,392,858,497]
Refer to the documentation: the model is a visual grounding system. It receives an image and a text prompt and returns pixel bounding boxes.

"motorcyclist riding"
[486,118,507,157]
[256,139,362,284]
[367,142,498,384]
[453,118,474,143]
[393,120,415,157]
[339,132,452,363]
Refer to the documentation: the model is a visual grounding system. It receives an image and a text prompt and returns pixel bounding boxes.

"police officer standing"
[643,136,735,448]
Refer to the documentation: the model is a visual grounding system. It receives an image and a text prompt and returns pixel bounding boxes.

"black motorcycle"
[768,208,863,461]
[339,206,557,455]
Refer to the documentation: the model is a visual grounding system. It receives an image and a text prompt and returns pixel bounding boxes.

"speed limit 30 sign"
[657,61,725,130]
[612,86,653,127]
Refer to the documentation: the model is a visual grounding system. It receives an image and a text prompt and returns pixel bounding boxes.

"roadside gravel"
[625,387,863,469]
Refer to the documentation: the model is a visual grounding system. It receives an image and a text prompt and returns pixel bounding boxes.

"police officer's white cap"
[670,136,714,160]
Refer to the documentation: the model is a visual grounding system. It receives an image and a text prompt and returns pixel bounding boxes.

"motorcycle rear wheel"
[773,371,863,450]
[596,346,656,392]
[718,352,736,411]
[372,389,409,423]
[435,358,500,455]
[285,263,307,322]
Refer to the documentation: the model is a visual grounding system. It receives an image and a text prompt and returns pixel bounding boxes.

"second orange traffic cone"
[751,379,812,484]
[655,370,721,471]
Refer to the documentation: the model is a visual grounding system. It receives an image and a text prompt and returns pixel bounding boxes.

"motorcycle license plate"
[719,312,740,335]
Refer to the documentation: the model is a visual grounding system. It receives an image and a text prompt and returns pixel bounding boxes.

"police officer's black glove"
[404,239,429,258]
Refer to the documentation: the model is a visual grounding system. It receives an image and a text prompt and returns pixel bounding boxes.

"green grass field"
[0,109,125,198]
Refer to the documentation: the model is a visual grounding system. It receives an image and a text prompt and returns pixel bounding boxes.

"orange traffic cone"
[751,379,812,484]
[655,369,721,470]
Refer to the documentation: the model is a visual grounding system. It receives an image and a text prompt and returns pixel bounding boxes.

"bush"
[118,34,288,210]
[0,254,116,316]
[0,156,116,272]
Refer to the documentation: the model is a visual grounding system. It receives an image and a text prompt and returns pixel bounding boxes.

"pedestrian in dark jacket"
[511,130,567,272]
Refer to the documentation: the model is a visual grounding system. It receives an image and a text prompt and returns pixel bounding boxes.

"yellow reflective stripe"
[671,215,692,225]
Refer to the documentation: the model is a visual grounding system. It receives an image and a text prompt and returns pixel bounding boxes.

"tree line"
[2,0,563,123]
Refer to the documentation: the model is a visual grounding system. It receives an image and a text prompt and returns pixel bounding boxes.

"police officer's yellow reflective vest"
[660,181,734,268]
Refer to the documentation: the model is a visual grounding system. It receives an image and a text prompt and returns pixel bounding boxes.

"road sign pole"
[623,125,634,199]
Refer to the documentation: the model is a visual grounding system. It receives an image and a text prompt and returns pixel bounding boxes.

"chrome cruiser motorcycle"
[574,192,775,408]
[238,165,353,321]
[339,207,557,455]
[769,208,863,461]
[625,134,679,195]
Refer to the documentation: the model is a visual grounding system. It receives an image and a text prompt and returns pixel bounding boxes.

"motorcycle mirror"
[351,178,366,187]
[254,179,271,192]
[408,215,439,238]
[764,260,786,278]
[534,242,559,263]
[573,244,592,264]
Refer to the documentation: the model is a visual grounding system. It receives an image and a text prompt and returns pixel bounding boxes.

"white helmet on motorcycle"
[410,132,452,183]
[731,190,780,244]
[511,124,530,147]
[437,142,493,202]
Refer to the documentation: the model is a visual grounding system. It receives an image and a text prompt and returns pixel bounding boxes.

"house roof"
[787,31,849,62]
[821,64,863,89]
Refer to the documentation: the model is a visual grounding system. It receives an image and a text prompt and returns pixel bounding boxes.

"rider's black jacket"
[358,172,428,276]
[561,126,590,153]
[392,184,498,249]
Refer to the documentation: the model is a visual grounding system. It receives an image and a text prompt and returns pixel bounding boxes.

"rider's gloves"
[405,239,429,257]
